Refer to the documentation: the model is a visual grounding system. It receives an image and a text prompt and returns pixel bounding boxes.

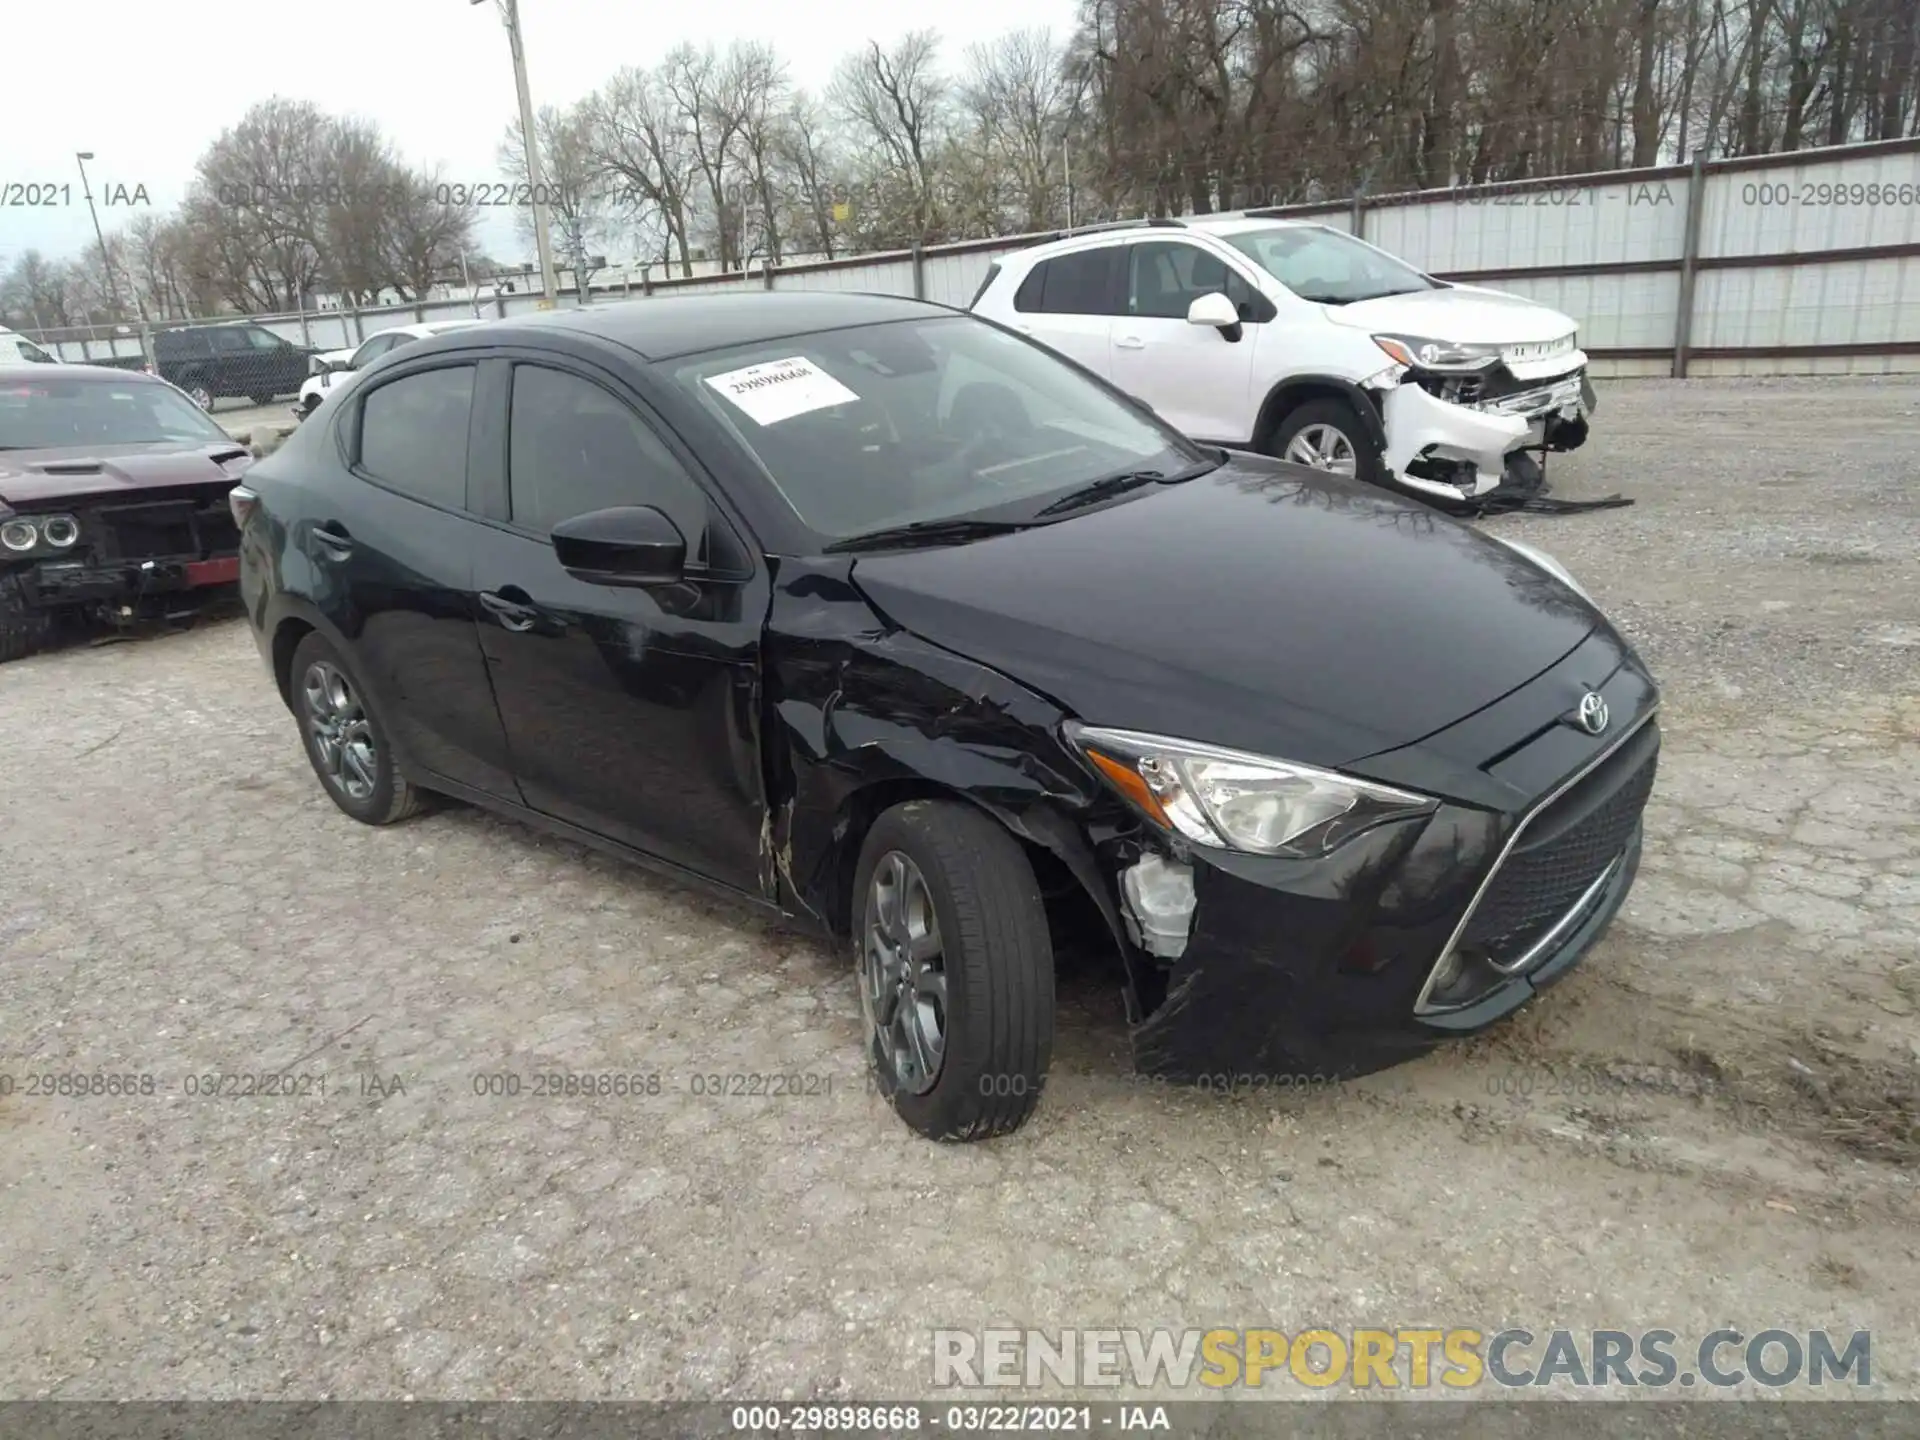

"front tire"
[290,632,424,825]
[853,800,1054,1141]
[183,378,215,411]
[1267,397,1385,486]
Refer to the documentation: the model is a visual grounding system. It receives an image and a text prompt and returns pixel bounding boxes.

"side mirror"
[1186,292,1241,330]
[551,505,686,587]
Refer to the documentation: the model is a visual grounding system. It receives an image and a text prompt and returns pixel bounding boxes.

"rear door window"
[356,365,476,510]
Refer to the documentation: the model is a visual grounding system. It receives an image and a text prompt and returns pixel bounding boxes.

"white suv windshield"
[675,316,1198,540]
[1223,225,1438,305]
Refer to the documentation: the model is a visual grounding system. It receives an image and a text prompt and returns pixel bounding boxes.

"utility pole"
[475,0,560,306]
[74,152,126,318]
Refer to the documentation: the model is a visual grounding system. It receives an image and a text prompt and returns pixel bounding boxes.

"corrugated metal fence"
[33,136,1920,379]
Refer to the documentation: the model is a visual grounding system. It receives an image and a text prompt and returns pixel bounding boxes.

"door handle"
[1115,334,1146,350]
[478,590,539,633]
[310,521,353,560]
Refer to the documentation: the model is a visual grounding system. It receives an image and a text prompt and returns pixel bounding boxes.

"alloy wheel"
[861,850,948,1095]
[188,385,214,411]
[301,660,378,802]
[1283,423,1359,476]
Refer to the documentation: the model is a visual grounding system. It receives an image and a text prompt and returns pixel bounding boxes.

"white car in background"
[0,328,59,365]
[296,319,487,418]
[969,215,1595,506]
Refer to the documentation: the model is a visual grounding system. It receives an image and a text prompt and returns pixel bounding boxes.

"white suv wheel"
[1282,423,1358,476]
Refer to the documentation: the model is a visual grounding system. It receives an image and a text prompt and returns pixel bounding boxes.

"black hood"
[849,453,1599,770]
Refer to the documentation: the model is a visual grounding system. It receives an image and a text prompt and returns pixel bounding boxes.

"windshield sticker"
[705,356,860,426]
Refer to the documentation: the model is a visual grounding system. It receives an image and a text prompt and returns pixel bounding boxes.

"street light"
[74,152,127,318]
[472,0,560,306]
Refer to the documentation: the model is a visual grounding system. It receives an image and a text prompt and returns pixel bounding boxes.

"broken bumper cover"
[1127,820,1644,1082]
[1376,368,1594,501]
[15,554,241,607]
[1379,382,1531,500]
[1120,664,1660,1084]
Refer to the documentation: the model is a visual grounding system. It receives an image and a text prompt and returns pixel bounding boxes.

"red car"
[0,364,253,661]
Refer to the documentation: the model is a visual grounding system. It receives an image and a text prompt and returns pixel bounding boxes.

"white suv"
[295,318,487,419]
[969,216,1595,504]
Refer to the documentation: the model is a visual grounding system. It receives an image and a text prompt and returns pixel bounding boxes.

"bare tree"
[962,29,1078,231]
[832,31,952,242]
[502,102,620,283]
[585,65,702,275]
[779,92,845,258]
[0,251,79,330]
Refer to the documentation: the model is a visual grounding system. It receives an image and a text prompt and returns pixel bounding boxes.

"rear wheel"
[0,574,58,663]
[1267,398,1385,486]
[853,799,1054,1141]
[290,632,423,825]
[182,377,215,411]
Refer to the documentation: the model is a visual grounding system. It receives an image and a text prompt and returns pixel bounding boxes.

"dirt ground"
[1,377,1916,1403]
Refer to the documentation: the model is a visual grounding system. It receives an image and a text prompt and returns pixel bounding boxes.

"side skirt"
[410,769,801,929]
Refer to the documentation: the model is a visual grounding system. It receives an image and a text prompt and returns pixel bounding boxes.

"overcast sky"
[4,0,1076,270]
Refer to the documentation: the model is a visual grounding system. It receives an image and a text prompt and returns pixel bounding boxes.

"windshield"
[675,315,1198,542]
[0,377,234,450]
[1223,224,1439,305]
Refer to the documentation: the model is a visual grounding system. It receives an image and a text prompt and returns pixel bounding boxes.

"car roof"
[1004,215,1316,266]
[481,290,949,362]
[1186,215,1318,236]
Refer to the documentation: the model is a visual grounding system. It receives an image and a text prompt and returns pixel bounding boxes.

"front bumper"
[1376,366,1594,502]
[13,555,241,608]
[1116,651,1659,1083]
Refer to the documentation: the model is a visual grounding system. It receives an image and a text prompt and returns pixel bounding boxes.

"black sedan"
[232,292,1659,1141]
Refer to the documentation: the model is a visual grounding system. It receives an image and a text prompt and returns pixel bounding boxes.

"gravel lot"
[3,377,1917,1403]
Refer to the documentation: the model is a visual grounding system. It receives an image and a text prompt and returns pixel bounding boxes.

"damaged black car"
[1,365,252,661]
[233,293,1659,1141]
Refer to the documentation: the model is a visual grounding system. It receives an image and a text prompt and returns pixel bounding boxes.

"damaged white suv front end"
[1210,219,1596,504]
[1365,324,1595,502]
[967,215,1596,506]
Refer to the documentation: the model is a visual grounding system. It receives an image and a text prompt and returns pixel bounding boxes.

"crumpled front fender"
[1379,383,1531,498]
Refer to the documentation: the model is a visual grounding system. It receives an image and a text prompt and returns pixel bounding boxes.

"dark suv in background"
[149,322,317,411]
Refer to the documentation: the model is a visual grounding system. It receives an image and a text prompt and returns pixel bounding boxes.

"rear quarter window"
[1015,249,1120,316]
[1013,261,1048,313]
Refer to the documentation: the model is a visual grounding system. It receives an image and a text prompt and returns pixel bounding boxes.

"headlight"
[1373,334,1501,371]
[1071,725,1437,857]
[40,515,80,548]
[1484,533,1595,606]
[1,518,37,552]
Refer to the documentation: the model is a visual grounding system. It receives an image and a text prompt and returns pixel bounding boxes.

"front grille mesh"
[1460,746,1658,965]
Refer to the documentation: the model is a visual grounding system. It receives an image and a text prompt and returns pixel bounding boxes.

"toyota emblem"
[1576,692,1609,735]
